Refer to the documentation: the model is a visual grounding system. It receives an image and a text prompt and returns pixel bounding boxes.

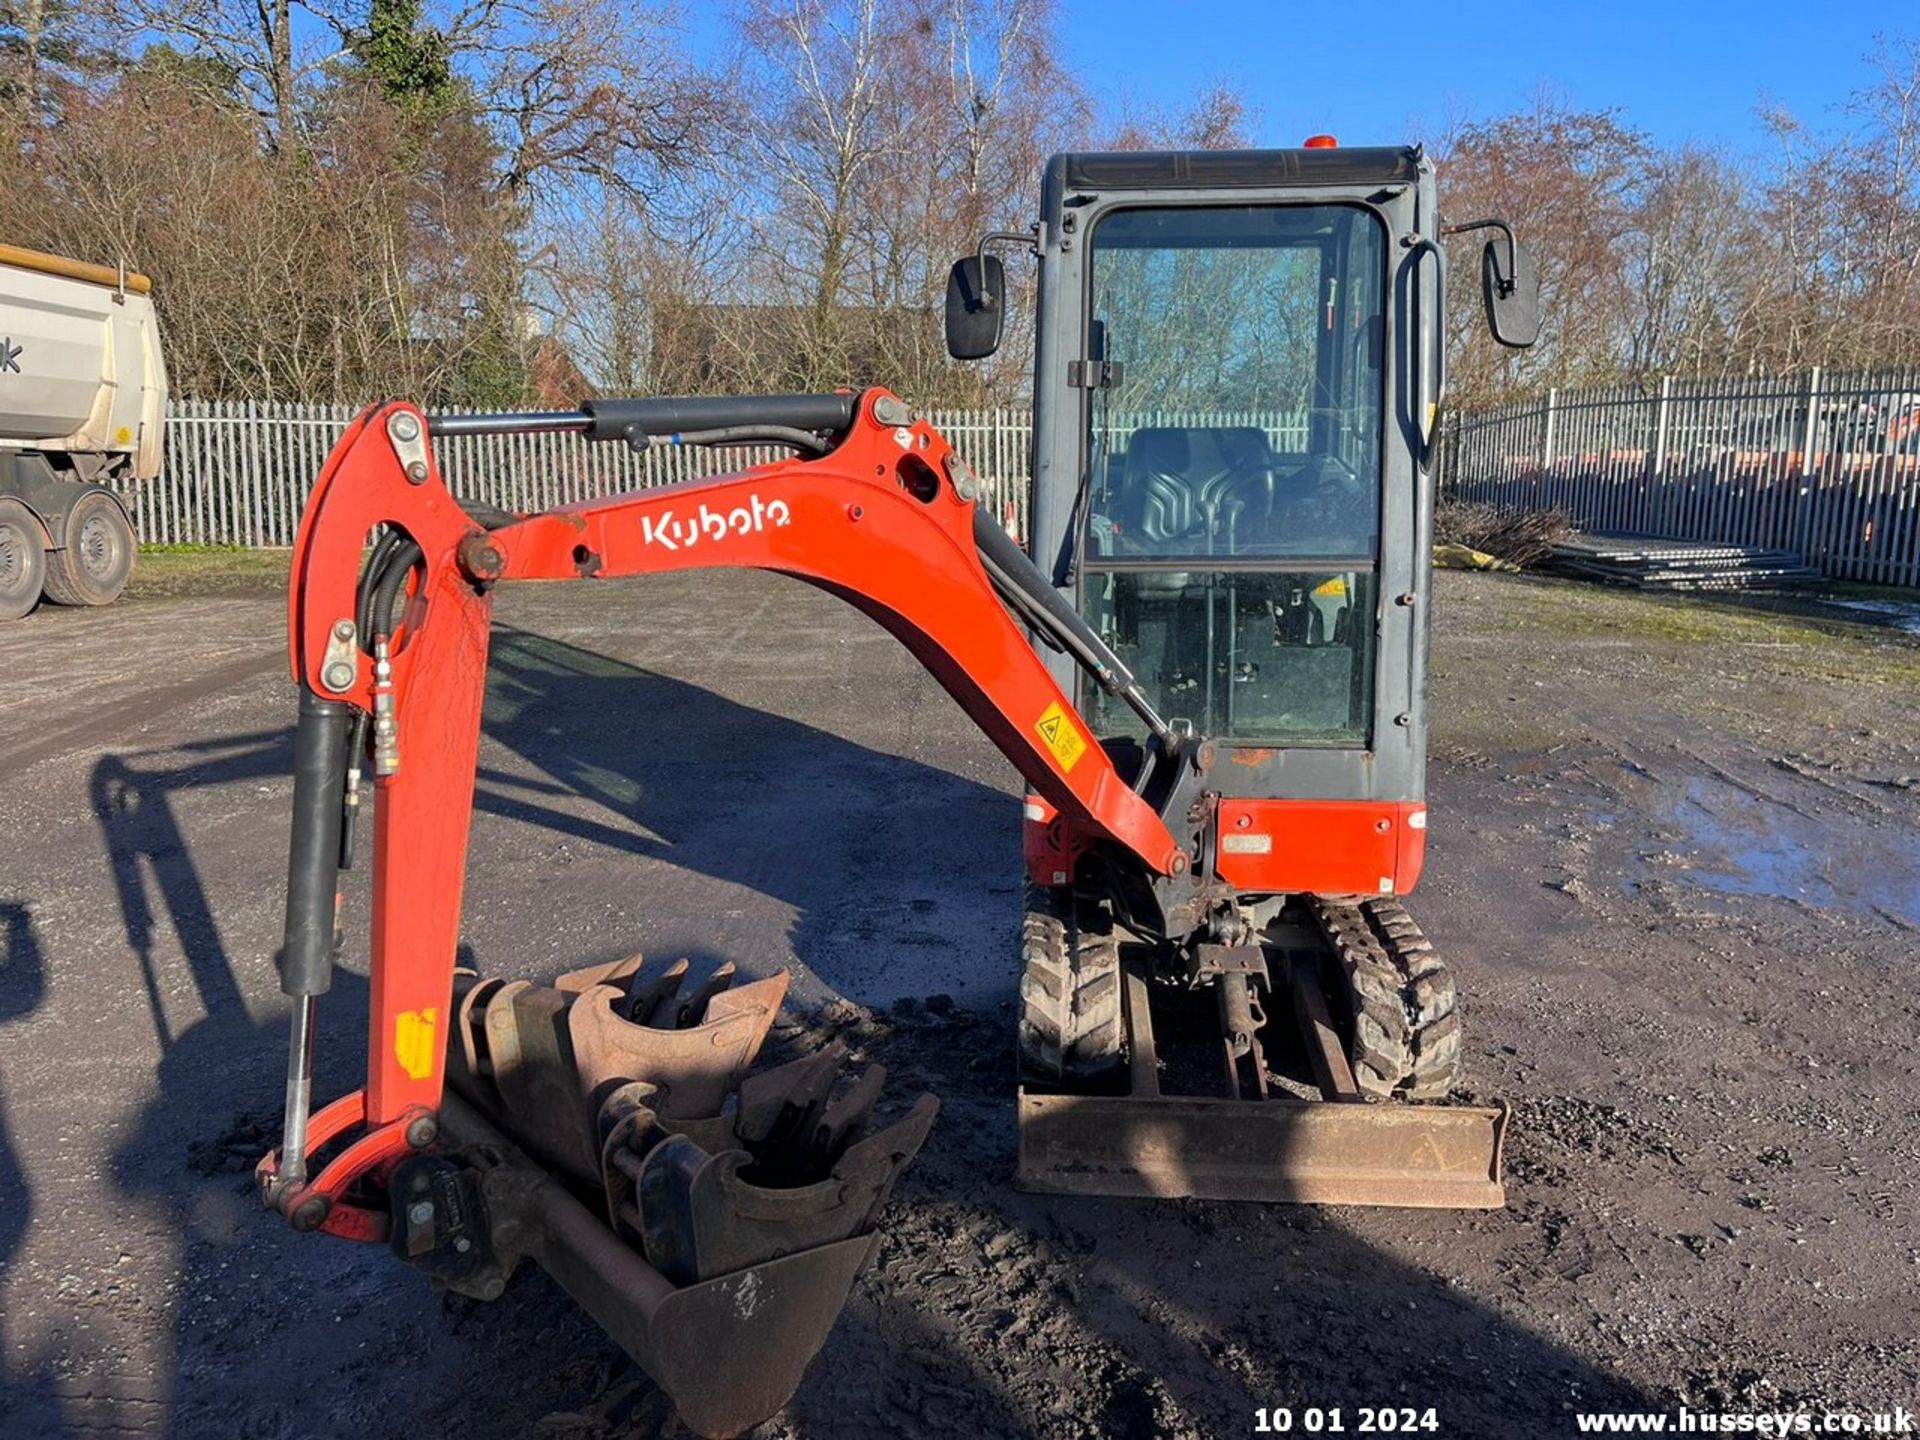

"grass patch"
[1484,574,1920,688]
[129,544,292,598]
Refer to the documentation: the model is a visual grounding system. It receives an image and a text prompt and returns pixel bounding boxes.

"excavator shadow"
[75,731,390,1439]
[472,623,1024,1009]
[35,623,1665,1437]
[0,899,62,1436]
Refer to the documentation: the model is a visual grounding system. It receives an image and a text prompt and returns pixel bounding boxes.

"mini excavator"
[256,142,1539,1436]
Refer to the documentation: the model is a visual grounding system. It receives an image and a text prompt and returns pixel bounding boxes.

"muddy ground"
[1,569,1916,1439]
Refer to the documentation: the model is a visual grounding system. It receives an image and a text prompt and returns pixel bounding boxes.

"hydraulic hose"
[971,507,1170,739]
[368,540,423,640]
[355,531,405,640]
[636,425,830,455]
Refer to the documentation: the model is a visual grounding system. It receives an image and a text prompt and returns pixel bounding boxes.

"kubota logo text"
[641,495,791,553]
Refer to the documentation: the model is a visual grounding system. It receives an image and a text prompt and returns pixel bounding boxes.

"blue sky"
[683,1,1910,158]
[1060,0,1902,155]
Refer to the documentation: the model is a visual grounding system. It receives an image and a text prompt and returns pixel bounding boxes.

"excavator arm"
[256,391,1210,1433]
[270,387,1188,1197]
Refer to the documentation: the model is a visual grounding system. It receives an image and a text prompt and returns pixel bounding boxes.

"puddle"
[1822,597,1920,635]
[1635,776,1920,926]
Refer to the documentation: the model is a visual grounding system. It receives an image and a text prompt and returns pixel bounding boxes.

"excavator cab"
[949,144,1539,1202]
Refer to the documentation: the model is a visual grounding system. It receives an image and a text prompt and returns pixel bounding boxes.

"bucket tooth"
[553,951,646,995]
[621,957,690,1024]
[632,1093,939,1286]
[672,960,738,1028]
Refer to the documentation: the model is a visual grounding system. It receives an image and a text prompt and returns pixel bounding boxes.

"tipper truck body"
[0,243,169,618]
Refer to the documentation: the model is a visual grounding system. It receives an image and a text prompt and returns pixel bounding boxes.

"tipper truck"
[0,243,169,620]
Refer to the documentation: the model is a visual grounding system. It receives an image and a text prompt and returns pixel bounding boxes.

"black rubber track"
[1308,895,1462,1100]
[1018,884,1125,1085]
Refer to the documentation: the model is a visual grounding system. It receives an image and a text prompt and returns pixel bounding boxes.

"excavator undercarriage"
[1014,885,1505,1207]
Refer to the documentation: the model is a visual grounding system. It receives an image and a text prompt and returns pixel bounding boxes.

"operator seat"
[1117,426,1276,554]
[1119,428,1199,548]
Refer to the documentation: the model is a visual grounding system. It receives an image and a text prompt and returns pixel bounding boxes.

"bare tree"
[1100,78,1256,151]
[718,0,1077,400]
[1435,100,1650,403]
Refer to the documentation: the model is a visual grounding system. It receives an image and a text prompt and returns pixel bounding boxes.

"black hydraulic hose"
[979,549,1071,655]
[280,689,351,998]
[580,392,858,444]
[356,530,405,641]
[459,499,520,531]
[1130,740,1159,796]
[635,425,830,455]
[972,508,1130,690]
[971,507,1172,740]
[338,712,369,871]
[369,540,423,639]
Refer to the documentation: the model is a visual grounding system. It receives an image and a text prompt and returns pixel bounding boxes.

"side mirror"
[945,254,1006,360]
[1482,237,1540,349]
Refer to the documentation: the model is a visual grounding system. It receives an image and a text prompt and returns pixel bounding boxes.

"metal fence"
[1441,368,1920,588]
[139,402,1320,549]
[158,387,1920,585]
[141,401,1044,548]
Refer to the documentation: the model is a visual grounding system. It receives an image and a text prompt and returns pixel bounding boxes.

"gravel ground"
[1,569,1916,1439]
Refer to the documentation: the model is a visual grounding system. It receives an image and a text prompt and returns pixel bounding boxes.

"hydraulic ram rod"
[274,688,352,1190]
[426,411,589,439]
[426,393,861,443]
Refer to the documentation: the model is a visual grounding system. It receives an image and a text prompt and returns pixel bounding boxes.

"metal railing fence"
[138,403,1318,549]
[140,402,1043,548]
[1441,367,1920,588]
[149,386,1920,588]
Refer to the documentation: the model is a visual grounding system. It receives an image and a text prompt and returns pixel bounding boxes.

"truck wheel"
[42,491,135,606]
[1019,884,1125,1087]
[0,498,47,620]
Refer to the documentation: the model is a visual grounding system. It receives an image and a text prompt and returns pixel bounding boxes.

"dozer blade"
[1016,946,1507,1209]
[1016,1090,1508,1209]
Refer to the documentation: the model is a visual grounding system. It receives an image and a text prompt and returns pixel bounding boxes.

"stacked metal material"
[1547,534,1823,591]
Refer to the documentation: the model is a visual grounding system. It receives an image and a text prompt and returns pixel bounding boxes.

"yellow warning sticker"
[394,1007,438,1081]
[1035,701,1088,773]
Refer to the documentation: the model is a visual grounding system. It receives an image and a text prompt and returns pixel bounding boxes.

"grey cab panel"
[1023,147,1441,804]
